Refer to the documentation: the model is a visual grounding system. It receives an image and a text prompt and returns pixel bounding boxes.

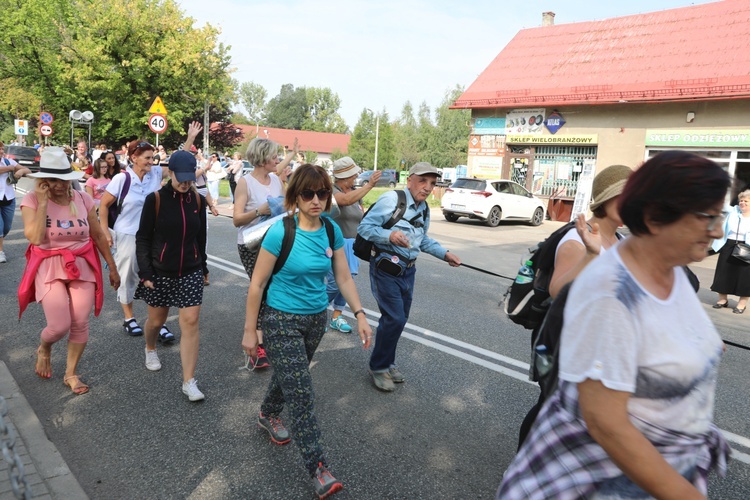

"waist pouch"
[374,252,413,277]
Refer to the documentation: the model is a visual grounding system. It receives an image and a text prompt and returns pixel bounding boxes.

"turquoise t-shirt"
[262,216,344,314]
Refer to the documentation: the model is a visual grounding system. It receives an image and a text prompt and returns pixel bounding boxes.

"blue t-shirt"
[262,216,344,314]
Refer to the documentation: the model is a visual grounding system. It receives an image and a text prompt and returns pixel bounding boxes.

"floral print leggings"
[260,305,329,476]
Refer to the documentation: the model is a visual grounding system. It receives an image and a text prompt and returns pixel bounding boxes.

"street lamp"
[365,108,379,171]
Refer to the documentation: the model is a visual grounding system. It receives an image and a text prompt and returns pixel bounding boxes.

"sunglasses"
[134,141,153,150]
[299,189,331,202]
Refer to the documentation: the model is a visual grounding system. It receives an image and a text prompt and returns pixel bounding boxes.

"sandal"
[123,318,143,336]
[733,307,746,314]
[158,325,175,344]
[63,375,89,395]
[35,345,52,379]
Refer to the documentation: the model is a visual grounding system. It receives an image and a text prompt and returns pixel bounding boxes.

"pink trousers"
[40,280,95,344]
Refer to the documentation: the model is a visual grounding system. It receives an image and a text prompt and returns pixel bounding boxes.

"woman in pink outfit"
[19,147,120,395]
[84,158,111,208]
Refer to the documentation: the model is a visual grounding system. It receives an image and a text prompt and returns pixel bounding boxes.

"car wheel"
[444,212,459,222]
[388,182,396,188]
[486,206,502,227]
[530,207,544,226]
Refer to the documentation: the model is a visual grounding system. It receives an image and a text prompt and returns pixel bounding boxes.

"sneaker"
[329,316,352,334]
[369,370,394,392]
[388,366,405,383]
[182,378,205,401]
[253,345,270,369]
[257,413,291,445]
[144,348,161,371]
[0,251,7,263]
[312,462,343,499]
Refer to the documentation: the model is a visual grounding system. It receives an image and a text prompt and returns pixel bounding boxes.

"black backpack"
[107,171,131,229]
[503,221,577,330]
[353,190,428,261]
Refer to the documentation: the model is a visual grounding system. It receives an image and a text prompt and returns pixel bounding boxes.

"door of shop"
[506,147,533,190]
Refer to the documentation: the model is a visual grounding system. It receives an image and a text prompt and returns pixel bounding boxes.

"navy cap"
[168,150,197,183]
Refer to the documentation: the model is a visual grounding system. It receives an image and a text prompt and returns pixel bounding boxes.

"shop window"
[532,146,597,198]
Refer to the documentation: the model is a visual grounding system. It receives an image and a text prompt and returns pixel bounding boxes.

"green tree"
[431,85,471,168]
[416,101,435,163]
[303,87,348,133]
[265,84,307,130]
[0,0,233,146]
[348,109,377,169]
[392,101,420,169]
[238,81,267,124]
[375,110,396,170]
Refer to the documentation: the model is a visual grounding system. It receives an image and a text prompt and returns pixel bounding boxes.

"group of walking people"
[13,130,742,498]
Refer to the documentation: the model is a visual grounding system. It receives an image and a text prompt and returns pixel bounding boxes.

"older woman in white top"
[234,136,296,369]
[710,189,750,313]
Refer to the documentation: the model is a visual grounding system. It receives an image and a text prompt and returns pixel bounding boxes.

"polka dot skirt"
[135,269,204,308]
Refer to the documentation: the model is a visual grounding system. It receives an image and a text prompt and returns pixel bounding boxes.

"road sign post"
[148,114,168,135]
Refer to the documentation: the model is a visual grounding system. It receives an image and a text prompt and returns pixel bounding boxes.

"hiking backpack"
[503,221,577,330]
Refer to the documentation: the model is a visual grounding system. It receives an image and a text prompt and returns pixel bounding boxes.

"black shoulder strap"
[322,216,335,249]
[273,216,297,275]
[383,190,407,229]
[117,171,131,212]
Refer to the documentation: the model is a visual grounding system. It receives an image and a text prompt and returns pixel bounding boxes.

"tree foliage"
[237,81,267,124]
[264,84,307,130]
[0,0,233,148]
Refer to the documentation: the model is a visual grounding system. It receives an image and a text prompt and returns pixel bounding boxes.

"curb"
[0,362,88,500]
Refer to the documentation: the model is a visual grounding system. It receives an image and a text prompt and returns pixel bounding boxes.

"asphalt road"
[1,181,750,499]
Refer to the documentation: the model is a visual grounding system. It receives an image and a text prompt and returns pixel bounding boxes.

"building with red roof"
[453,1,750,220]
[233,125,350,165]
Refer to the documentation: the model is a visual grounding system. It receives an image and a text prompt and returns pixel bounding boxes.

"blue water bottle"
[515,260,534,284]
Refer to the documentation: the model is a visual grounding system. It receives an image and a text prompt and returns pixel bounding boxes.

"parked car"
[353,169,398,188]
[441,178,546,227]
[4,145,40,172]
[241,160,253,177]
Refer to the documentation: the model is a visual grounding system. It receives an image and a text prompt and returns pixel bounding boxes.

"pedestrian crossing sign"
[148,96,168,115]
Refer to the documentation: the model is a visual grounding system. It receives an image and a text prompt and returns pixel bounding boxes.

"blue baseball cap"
[168,150,197,183]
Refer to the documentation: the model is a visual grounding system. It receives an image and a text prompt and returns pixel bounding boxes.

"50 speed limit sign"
[148,113,168,134]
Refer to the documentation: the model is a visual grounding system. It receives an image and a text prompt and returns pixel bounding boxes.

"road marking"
[206,252,750,464]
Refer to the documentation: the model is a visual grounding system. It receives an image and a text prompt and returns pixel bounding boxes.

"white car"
[441,178,546,227]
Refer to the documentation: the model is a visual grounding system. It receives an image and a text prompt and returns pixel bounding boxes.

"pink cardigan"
[18,239,104,318]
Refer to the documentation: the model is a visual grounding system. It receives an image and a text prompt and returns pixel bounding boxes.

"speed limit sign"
[40,125,53,137]
[148,113,168,134]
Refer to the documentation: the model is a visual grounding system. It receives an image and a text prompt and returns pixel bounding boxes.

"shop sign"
[506,134,597,145]
[505,108,545,134]
[645,129,750,148]
[544,111,565,134]
[468,134,505,157]
[473,117,506,135]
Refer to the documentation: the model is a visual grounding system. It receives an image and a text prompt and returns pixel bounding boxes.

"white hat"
[28,147,83,181]
[332,156,361,179]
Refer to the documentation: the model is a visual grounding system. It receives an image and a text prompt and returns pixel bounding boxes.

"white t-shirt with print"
[559,245,722,436]
[105,166,163,235]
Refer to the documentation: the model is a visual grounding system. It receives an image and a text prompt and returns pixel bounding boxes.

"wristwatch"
[255,208,260,217]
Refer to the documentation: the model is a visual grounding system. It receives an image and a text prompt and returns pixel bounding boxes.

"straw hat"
[332,157,361,179]
[589,164,632,211]
[27,147,83,181]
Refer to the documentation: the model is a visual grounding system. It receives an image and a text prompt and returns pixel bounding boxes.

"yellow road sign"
[148,96,168,115]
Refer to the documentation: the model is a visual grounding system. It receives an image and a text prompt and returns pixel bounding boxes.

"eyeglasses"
[693,210,728,231]
[299,189,331,202]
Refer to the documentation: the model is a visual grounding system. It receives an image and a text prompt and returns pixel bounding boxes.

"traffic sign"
[14,120,28,136]
[40,125,53,137]
[148,96,168,115]
[148,114,168,134]
[39,112,54,125]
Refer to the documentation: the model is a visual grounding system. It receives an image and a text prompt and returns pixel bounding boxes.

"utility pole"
[365,108,380,171]
[203,101,210,154]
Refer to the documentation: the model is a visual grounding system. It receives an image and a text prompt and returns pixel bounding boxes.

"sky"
[176,0,717,129]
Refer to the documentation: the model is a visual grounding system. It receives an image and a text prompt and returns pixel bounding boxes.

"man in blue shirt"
[358,162,461,391]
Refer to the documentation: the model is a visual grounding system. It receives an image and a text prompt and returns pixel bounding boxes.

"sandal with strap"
[123,318,143,336]
[63,375,89,395]
[158,325,175,344]
[35,345,52,379]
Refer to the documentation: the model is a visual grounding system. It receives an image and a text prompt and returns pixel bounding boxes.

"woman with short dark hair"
[242,164,372,499]
[499,151,731,499]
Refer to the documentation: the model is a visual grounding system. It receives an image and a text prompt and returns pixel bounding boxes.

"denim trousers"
[368,261,416,372]
[0,198,16,238]
[325,268,347,311]
[260,305,329,475]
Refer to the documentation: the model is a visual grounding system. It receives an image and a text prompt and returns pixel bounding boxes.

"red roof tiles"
[231,125,350,154]
[453,0,750,109]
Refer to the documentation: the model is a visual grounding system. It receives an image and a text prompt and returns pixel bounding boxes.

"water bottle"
[535,345,552,377]
[514,260,534,284]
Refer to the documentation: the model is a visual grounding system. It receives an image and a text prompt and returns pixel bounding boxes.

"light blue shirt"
[711,205,748,253]
[263,216,344,314]
[357,189,447,262]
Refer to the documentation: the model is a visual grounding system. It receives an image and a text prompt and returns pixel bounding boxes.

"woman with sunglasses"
[233,136,296,369]
[242,164,371,499]
[99,134,178,341]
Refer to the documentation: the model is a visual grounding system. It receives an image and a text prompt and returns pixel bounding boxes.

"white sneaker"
[182,378,205,401]
[0,251,7,263]
[144,348,161,371]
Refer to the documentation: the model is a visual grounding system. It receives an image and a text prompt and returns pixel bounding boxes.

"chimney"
[542,11,555,26]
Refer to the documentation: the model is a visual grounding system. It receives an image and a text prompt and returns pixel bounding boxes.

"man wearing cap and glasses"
[357,162,461,392]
